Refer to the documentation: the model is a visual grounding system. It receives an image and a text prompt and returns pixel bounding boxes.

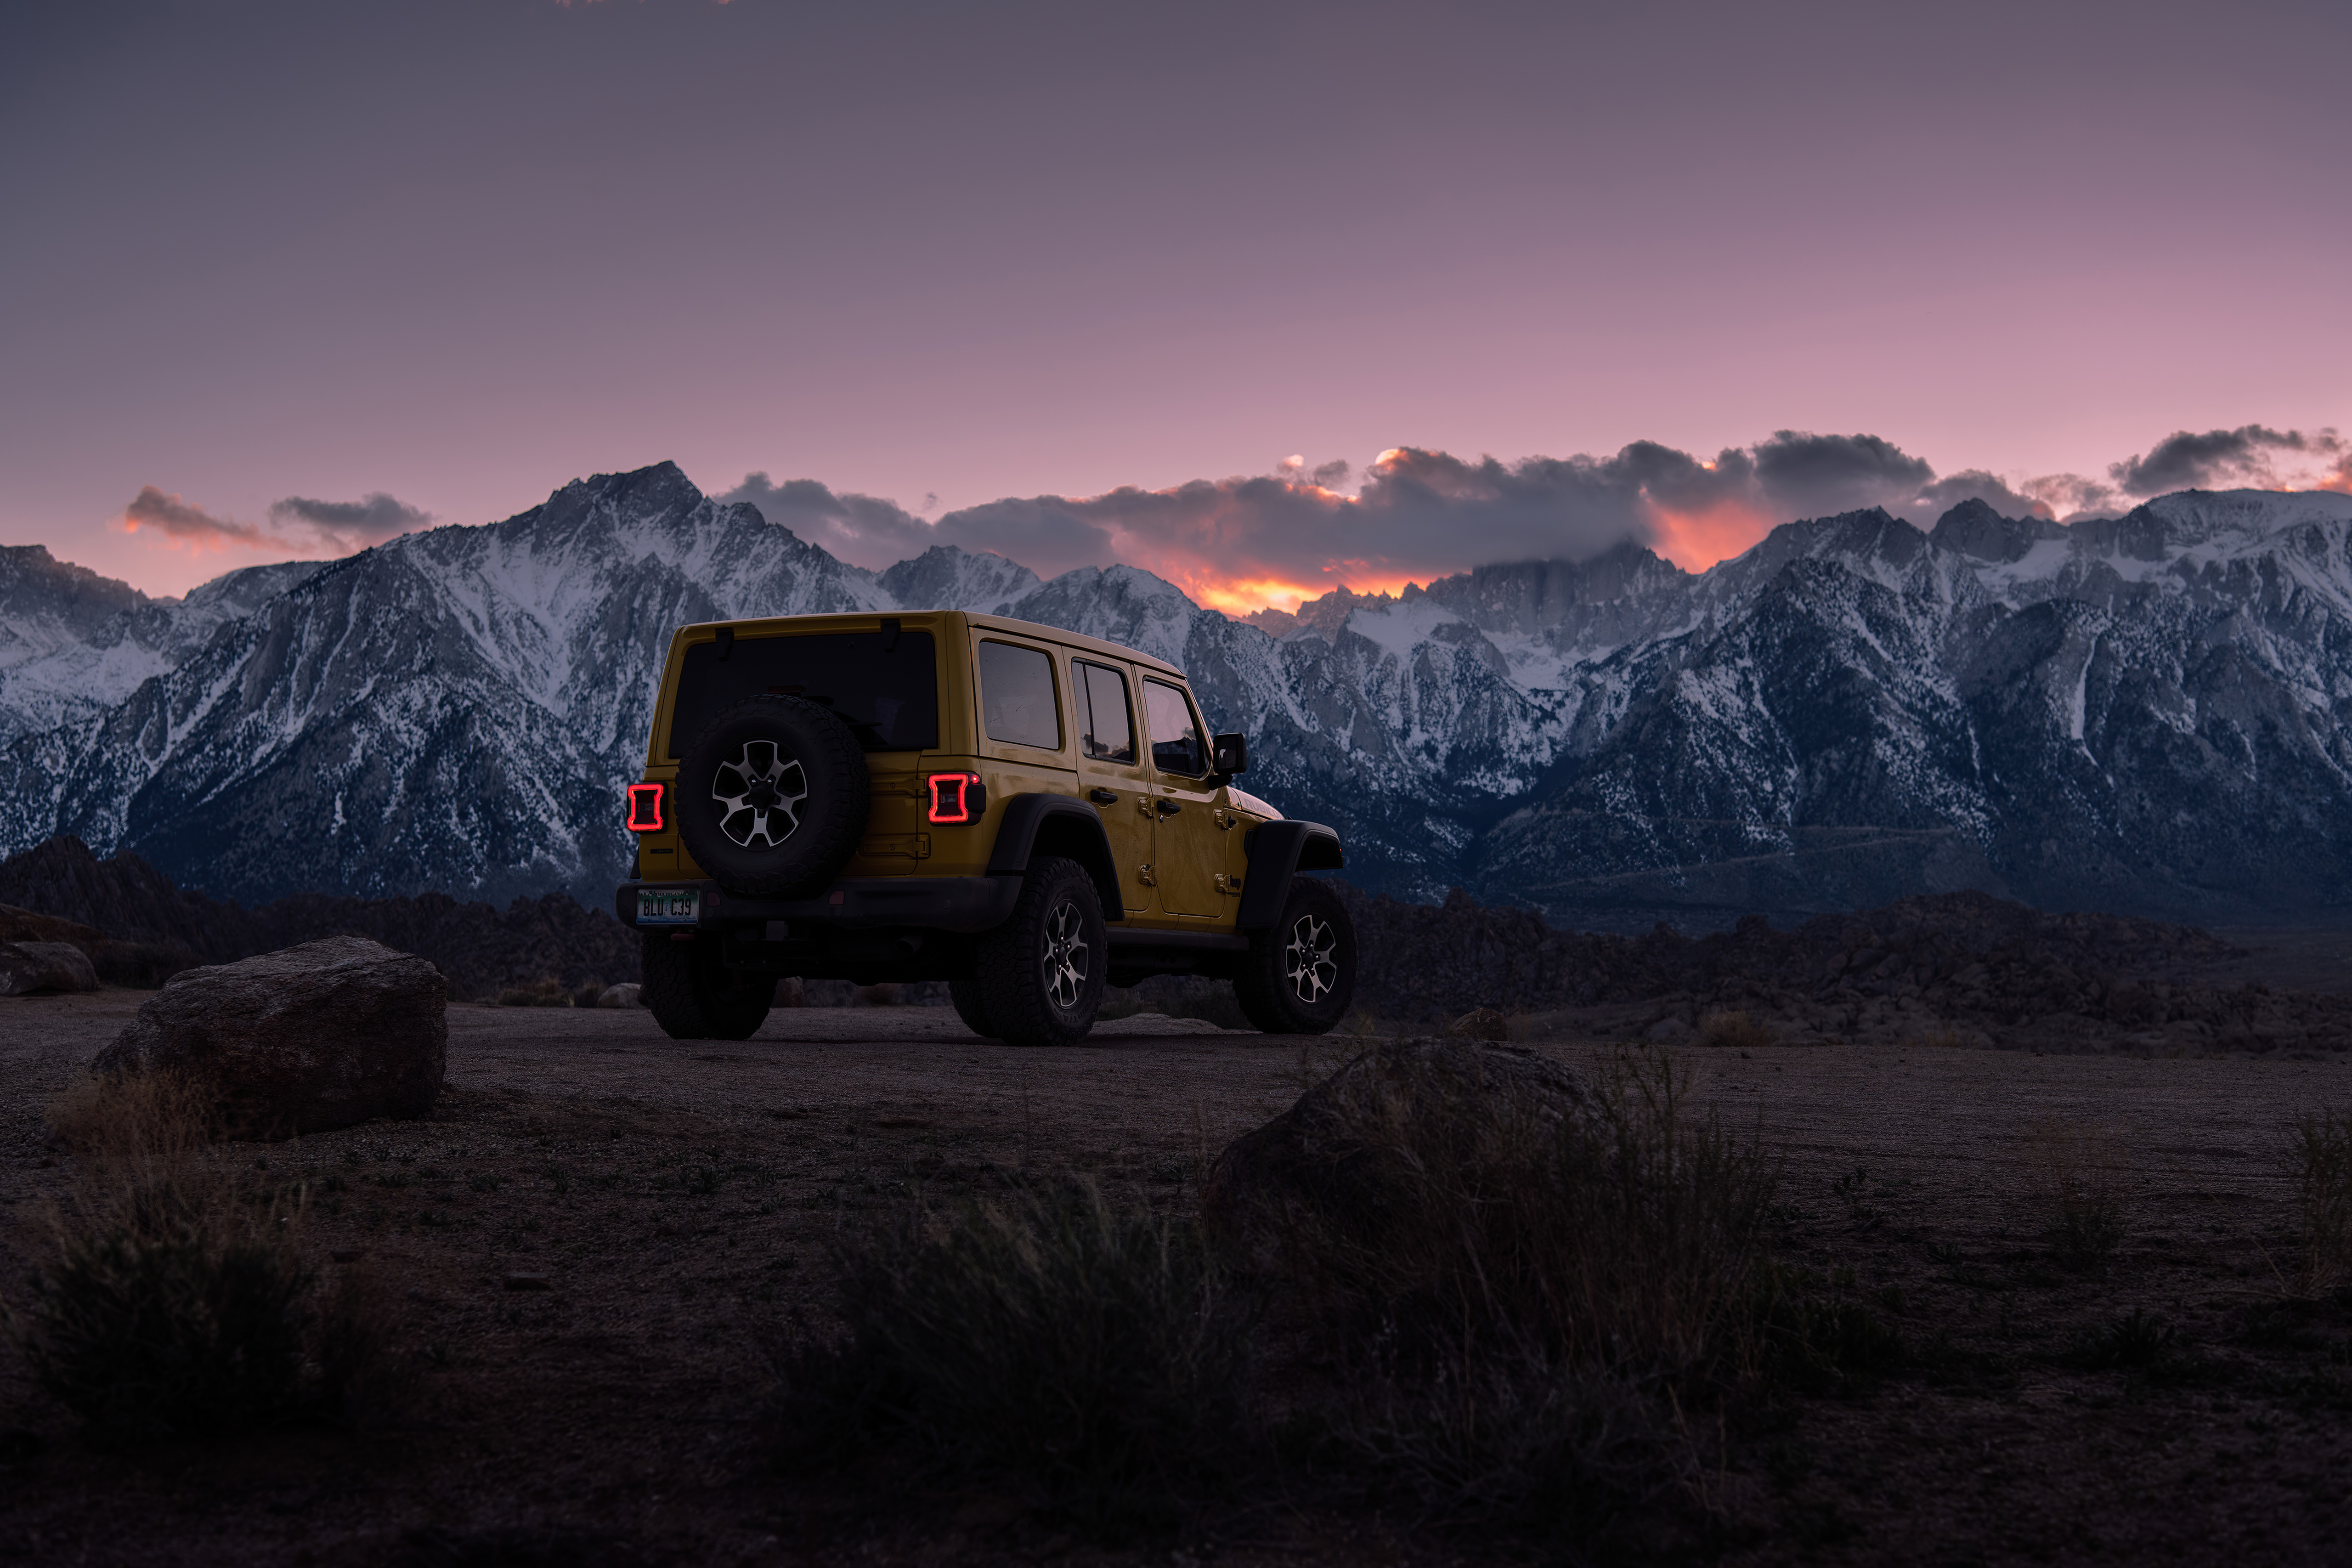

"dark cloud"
[1746,430,1937,518]
[2017,472,2121,521]
[120,486,286,550]
[705,419,2344,611]
[715,472,939,569]
[268,491,434,552]
[1914,469,2053,520]
[2108,425,2347,497]
[930,451,1658,600]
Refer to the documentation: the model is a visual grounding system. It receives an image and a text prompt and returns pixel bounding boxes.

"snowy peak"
[878,546,1042,614]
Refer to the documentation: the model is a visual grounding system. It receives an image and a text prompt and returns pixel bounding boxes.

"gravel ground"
[4,992,2351,1565]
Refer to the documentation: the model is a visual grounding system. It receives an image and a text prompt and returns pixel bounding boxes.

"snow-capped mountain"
[6,463,2351,927]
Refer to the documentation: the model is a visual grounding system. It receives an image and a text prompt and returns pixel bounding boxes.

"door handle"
[1154,798,1182,816]
[1088,788,1117,805]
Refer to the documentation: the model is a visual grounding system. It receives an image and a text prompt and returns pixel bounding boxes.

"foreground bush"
[1212,1042,1777,1384]
[1207,1042,1778,1548]
[2290,1105,2352,1295]
[4,1070,398,1445]
[778,1177,1246,1537]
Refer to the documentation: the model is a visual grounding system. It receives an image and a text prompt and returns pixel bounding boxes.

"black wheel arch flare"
[1236,820,1346,931]
[985,792,1126,922]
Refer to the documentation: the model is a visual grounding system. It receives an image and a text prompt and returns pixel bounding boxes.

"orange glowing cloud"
[1644,498,1776,573]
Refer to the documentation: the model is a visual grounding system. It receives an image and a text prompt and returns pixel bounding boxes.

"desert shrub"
[1752,1262,1908,1395]
[2021,1120,2129,1271]
[1695,1010,1772,1052]
[1209,1046,1776,1547]
[2288,1105,2352,1296]
[778,1177,1246,1538]
[1227,1047,1778,1385]
[1337,1342,1707,1557]
[496,979,572,1007]
[4,1070,401,1444]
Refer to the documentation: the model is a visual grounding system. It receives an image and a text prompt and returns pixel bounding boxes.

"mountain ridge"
[6,464,2350,927]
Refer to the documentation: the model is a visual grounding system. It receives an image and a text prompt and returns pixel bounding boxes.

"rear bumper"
[616,875,1023,934]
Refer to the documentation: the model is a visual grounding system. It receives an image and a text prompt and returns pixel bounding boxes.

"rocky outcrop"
[92,937,447,1139]
[1205,1038,1592,1256]
[1339,882,2352,1054]
[0,941,99,994]
[0,837,639,997]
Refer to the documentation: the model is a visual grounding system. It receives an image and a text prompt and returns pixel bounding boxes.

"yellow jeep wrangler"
[616,611,1354,1045]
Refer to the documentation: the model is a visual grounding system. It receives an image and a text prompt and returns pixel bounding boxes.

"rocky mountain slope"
[4,464,2349,926]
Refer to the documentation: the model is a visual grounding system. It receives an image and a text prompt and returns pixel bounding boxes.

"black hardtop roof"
[680,610,1187,680]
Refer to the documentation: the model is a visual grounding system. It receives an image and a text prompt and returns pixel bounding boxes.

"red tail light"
[926,772,986,824]
[626,782,665,832]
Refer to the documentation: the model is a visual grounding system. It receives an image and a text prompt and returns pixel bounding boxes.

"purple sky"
[4,0,2346,605]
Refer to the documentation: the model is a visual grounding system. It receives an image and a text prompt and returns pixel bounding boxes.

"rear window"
[977,640,1063,750]
[667,629,939,757]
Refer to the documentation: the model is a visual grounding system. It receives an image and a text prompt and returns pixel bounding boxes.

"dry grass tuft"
[1228,1047,1778,1384]
[45,1067,220,1161]
[2021,1120,2131,1272]
[4,1068,403,1444]
[1211,1045,1777,1548]
[495,978,573,1007]
[1695,1011,1773,1052]
[777,1177,1247,1540]
[2287,1105,2352,1296]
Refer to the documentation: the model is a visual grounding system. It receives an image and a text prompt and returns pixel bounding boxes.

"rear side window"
[1075,661,1136,764]
[978,640,1063,750]
[667,629,939,757]
[1142,679,1206,776]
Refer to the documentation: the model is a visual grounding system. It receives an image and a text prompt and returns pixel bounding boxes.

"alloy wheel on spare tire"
[675,694,870,898]
[971,856,1106,1047]
[641,931,773,1041]
[1233,876,1356,1035]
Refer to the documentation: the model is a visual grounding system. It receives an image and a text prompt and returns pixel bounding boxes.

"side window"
[1075,661,1136,764]
[1142,679,1206,777]
[977,640,1063,750]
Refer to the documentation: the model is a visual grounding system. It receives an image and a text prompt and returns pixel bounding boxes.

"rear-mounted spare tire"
[676,693,870,898]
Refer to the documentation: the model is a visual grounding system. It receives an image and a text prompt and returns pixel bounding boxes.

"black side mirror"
[1211,732,1248,776]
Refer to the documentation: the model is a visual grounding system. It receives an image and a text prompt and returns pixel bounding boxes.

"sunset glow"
[1646,499,1776,574]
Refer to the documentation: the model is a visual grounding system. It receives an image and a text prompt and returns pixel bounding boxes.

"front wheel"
[1233,877,1357,1035]
[971,857,1106,1047]
[641,932,773,1041]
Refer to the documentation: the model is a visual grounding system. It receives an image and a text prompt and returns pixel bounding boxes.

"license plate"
[636,887,700,925]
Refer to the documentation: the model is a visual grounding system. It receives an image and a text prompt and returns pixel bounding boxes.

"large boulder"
[0,941,100,995]
[1204,1037,1593,1261]
[91,936,447,1139]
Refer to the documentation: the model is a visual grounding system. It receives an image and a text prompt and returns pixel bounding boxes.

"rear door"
[1139,677,1224,918]
[1070,657,1153,914]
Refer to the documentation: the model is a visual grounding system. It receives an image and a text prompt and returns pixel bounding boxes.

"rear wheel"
[641,932,773,1041]
[947,977,999,1039]
[972,857,1105,1047]
[1233,877,1356,1035]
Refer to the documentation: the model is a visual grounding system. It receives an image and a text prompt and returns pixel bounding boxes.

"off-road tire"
[641,932,772,1041]
[972,857,1106,1047]
[676,694,870,899]
[947,977,1000,1040]
[1233,876,1356,1035]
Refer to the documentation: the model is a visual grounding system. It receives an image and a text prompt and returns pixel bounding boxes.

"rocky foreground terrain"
[9,832,2349,1055]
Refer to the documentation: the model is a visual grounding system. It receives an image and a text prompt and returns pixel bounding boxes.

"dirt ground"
[4,991,2351,1566]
